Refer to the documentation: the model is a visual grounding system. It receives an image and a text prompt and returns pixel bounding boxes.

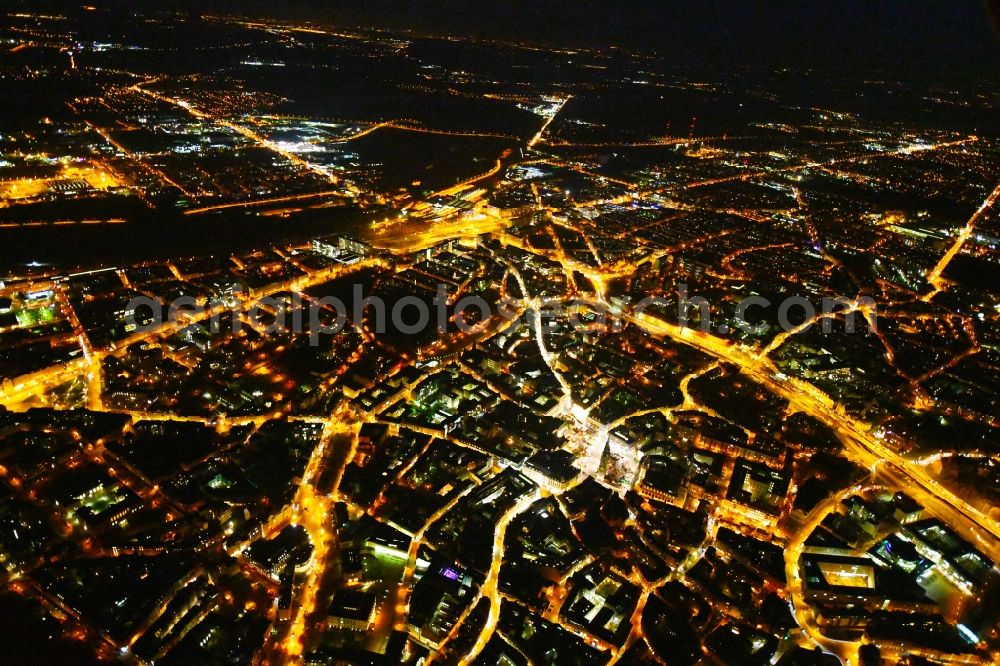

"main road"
[625,311,1000,564]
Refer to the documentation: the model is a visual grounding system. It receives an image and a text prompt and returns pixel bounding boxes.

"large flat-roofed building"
[799,553,936,613]
[312,234,372,260]
[636,454,687,506]
[327,588,378,632]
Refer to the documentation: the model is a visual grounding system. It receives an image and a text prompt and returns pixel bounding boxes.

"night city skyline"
[0,3,999,666]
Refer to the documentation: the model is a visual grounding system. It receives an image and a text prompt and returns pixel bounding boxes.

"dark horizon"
[13,0,1000,81]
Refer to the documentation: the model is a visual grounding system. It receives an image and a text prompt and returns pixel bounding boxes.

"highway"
[923,180,1000,301]
[181,189,349,215]
[685,136,978,189]
[528,95,571,148]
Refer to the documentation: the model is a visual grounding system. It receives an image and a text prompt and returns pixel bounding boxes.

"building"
[327,588,378,632]
[636,454,688,506]
[799,553,936,613]
[312,234,372,259]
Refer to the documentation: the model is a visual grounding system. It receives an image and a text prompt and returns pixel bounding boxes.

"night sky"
[58,0,1000,80]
